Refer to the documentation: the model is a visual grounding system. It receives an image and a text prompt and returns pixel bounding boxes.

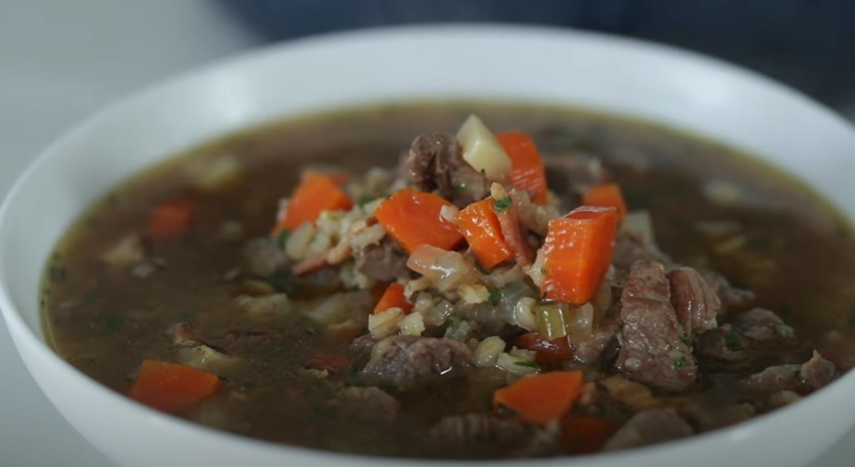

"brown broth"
[41,102,855,458]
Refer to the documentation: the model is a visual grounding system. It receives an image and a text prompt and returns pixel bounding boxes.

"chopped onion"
[285,222,316,260]
[456,114,512,179]
[494,281,536,322]
[422,297,454,327]
[497,352,540,376]
[407,244,476,291]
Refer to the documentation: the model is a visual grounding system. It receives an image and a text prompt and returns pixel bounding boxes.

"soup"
[41,103,855,459]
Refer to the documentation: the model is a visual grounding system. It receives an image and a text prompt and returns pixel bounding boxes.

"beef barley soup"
[41,102,855,459]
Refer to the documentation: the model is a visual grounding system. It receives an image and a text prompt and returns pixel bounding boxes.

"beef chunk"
[742,350,836,396]
[241,238,287,277]
[702,270,755,313]
[361,335,474,390]
[694,324,747,362]
[603,408,694,451]
[800,350,836,389]
[668,267,720,334]
[405,133,490,207]
[732,308,794,341]
[572,318,619,366]
[679,401,755,432]
[330,386,399,424]
[354,236,411,282]
[615,261,696,392]
[429,413,526,444]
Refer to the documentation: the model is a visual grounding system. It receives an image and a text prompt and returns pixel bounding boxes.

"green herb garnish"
[448,312,463,327]
[514,360,540,370]
[357,194,376,207]
[454,184,467,195]
[488,289,502,306]
[673,356,687,369]
[48,266,66,281]
[276,228,290,249]
[724,329,741,351]
[494,197,512,212]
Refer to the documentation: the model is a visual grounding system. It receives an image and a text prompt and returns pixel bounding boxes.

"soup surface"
[42,103,855,458]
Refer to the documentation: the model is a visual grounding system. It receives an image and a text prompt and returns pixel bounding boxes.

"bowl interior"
[2,24,855,467]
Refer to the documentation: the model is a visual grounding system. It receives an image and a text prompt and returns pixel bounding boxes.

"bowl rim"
[2,23,855,466]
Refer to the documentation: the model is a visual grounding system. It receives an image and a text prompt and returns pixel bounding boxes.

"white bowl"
[2,24,855,467]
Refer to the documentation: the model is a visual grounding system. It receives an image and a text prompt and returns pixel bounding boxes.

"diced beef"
[741,350,836,396]
[330,386,400,424]
[732,308,794,341]
[615,261,697,392]
[741,364,801,395]
[668,267,720,334]
[405,133,490,207]
[241,238,288,277]
[800,350,836,389]
[701,270,755,314]
[572,318,619,366]
[349,333,378,358]
[679,401,755,432]
[361,335,474,390]
[603,408,694,451]
[429,413,526,444]
[354,236,412,282]
[694,324,747,362]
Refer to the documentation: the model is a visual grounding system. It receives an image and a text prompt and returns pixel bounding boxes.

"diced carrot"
[582,183,627,223]
[129,360,220,412]
[271,170,353,235]
[457,199,513,270]
[561,415,621,454]
[514,332,573,364]
[373,282,413,314]
[493,371,585,425]
[541,206,618,305]
[374,188,464,254]
[308,352,353,372]
[148,198,195,239]
[496,131,548,204]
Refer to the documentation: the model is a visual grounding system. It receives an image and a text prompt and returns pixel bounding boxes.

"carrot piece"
[457,199,514,270]
[374,188,464,254]
[308,352,353,372]
[541,206,618,305]
[148,198,195,239]
[493,371,585,425]
[496,131,548,204]
[373,282,413,314]
[128,360,220,412]
[271,170,353,235]
[514,332,573,364]
[561,415,621,454]
[582,183,627,223]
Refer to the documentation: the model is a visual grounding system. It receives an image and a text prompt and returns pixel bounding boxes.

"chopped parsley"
[95,313,124,337]
[488,289,502,306]
[275,228,290,249]
[474,260,489,275]
[540,267,548,276]
[672,356,688,369]
[356,194,376,207]
[496,404,518,417]
[454,184,467,195]
[447,311,464,327]
[724,329,742,351]
[680,336,694,347]
[305,327,319,336]
[432,298,444,308]
[494,197,512,213]
[514,360,540,370]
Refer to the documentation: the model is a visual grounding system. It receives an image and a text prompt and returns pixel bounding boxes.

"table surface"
[1,1,853,466]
